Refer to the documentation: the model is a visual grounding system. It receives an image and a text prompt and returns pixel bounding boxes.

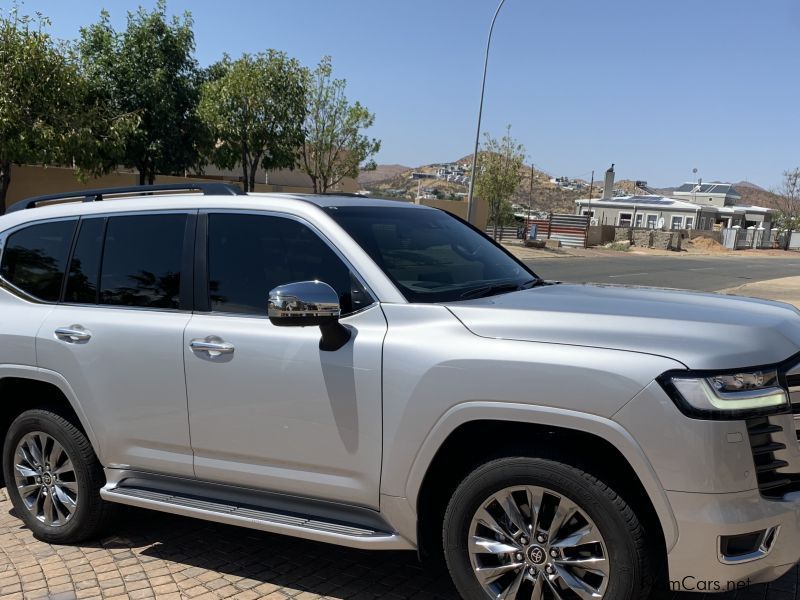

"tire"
[443,456,651,600]
[2,408,116,544]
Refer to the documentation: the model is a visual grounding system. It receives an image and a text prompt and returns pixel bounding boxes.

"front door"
[184,212,385,508]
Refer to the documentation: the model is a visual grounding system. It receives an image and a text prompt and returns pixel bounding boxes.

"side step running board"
[101,485,412,550]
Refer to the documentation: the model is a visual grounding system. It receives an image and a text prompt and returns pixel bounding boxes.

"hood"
[445,283,800,370]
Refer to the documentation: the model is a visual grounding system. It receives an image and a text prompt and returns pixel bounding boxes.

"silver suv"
[1,184,799,600]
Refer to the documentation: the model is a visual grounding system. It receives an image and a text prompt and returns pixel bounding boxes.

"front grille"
[746,417,795,497]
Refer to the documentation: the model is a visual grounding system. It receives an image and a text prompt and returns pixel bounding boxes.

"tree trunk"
[0,161,11,216]
[138,167,146,186]
[148,163,156,185]
[241,148,250,193]
[249,157,259,194]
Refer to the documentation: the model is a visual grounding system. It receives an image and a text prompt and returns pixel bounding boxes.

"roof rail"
[7,182,245,213]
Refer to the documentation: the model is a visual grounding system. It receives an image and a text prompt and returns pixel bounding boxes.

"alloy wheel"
[13,432,79,527]
[468,485,609,599]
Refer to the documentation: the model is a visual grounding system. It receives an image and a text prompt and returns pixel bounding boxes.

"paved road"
[525,254,800,291]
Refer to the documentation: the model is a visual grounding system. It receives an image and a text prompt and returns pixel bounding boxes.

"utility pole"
[528,163,534,221]
[466,0,508,225]
[587,170,594,220]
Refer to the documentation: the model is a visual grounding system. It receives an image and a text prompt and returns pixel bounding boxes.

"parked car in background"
[2,184,800,599]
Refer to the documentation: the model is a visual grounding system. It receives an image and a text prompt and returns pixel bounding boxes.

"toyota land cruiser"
[1,183,799,599]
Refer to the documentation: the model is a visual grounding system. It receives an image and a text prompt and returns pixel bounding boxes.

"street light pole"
[466,0,507,226]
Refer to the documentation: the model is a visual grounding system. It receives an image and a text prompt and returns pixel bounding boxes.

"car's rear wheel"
[2,408,116,543]
[443,457,651,600]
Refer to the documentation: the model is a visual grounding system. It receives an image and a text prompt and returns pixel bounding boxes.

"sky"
[12,0,800,188]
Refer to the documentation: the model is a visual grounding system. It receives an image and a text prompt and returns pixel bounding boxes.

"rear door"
[36,212,196,477]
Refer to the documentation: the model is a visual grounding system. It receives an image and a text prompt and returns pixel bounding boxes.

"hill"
[357,164,411,186]
[359,158,591,213]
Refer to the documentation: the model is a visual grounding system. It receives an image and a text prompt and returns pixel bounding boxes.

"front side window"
[206,213,373,316]
[99,214,187,309]
[671,216,683,230]
[327,206,536,303]
[0,220,76,301]
[618,212,633,227]
[684,217,694,230]
[646,214,658,229]
[634,213,644,227]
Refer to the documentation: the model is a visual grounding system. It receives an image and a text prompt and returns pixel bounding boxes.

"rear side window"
[99,214,187,309]
[0,220,76,301]
[65,218,105,304]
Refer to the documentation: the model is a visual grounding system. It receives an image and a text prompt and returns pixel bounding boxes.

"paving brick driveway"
[0,487,797,600]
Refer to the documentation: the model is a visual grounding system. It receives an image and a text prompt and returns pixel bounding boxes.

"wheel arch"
[0,366,100,469]
[407,404,675,580]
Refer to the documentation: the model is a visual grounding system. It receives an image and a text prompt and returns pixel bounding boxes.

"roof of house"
[574,195,706,211]
[574,195,775,214]
[674,183,741,197]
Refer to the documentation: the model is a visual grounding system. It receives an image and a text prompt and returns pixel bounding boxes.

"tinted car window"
[100,214,187,309]
[327,206,536,303]
[207,213,372,316]
[65,218,105,304]
[0,220,76,301]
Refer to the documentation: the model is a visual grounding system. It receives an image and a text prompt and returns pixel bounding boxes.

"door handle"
[55,327,92,343]
[190,337,235,357]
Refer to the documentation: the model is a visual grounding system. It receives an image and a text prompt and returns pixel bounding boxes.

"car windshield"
[326,205,538,303]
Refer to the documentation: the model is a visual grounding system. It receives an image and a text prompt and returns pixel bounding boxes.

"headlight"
[660,368,789,420]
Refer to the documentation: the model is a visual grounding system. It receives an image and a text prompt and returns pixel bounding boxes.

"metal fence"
[722,228,787,250]
[524,214,590,248]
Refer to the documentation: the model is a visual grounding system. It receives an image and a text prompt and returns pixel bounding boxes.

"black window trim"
[195,208,378,320]
[0,216,79,305]
[59,209,197,313]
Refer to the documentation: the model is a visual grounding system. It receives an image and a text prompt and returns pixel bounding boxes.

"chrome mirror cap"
[268,281,341,326]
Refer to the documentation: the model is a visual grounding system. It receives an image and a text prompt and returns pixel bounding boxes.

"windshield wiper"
[459,278,539,300]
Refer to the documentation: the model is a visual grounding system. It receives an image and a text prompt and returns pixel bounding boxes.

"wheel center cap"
[527,545,547,565]
[42,473,52,486]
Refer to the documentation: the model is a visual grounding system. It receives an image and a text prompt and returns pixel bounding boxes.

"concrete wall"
[3,164,357,212]
[587,225,615,246]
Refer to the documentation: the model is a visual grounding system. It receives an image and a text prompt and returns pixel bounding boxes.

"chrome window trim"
[200,208,379,318]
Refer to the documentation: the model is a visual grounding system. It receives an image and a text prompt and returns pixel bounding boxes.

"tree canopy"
[78,1,206,185]
[198,51,306,192]
[299,57,381,193]
[0,6,135,214]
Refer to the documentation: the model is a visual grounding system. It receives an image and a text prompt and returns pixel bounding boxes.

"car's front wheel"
[443,456,651,600]
[2,407,116,544]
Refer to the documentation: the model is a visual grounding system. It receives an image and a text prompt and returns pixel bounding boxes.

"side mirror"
[268,281,351,351]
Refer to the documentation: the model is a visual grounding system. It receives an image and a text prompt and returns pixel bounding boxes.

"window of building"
[99,214,188,309]
[684,217,695,230]
[206,213,373,316]
[65,218,105,304]
[0,220,76,301]
[646,214,658,229]
[581,209,594,217]
[634,213,644,227]
[671,216,684,230]
[618,212,633,227]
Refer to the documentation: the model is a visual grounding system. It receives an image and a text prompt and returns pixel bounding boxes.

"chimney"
[602,164,615,199]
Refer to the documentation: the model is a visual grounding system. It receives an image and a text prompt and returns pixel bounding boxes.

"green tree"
[198,52,306,192]
[474,126,526,237]
[78,1,206,185]
[299,56,381,193]
[0,6,134,214]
